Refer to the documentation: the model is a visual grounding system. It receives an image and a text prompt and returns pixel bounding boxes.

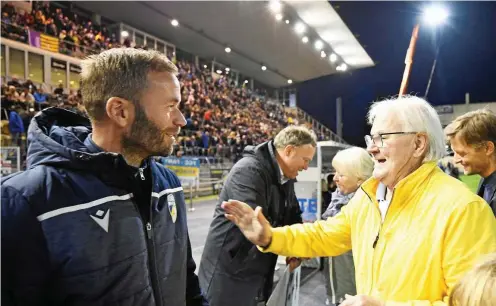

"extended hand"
[340,294,385,306]
[222,200,273,247]
[286,257,303,273]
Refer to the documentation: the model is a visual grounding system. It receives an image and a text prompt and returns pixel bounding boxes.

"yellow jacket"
[262,162,496,305]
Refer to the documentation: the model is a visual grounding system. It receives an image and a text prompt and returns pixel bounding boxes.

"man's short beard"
[122,104,173,162]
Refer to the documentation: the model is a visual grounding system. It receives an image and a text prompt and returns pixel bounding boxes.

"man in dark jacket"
[445,109,496,216]
[1,48,207,306]
[198,125,317,306]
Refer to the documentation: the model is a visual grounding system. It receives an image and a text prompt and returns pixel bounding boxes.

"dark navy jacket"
[1,108,207,306]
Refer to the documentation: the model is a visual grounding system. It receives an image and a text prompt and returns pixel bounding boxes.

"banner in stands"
[160,157,200,186]
[70,64,82,74]
[28,30,41,48]
[1,147,21,177]
[41,34,59,53]
[51,58,66,70]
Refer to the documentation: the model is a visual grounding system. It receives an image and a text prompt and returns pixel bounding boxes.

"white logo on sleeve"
[90,209,110,232]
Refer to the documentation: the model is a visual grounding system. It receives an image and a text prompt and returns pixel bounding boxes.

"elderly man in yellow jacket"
[222,96,496,306]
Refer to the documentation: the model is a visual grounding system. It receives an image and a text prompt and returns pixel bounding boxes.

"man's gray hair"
[367,95,446,162]
[80,48,178,121]
[274,125,317,149]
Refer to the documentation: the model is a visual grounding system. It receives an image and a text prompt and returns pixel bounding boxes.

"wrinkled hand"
[222,200,273,247]
[286,257,302,273]
[340,294,385,306]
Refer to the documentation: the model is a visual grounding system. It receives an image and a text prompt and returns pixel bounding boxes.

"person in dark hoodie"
[1,48,208,306]
[198,125,317,306]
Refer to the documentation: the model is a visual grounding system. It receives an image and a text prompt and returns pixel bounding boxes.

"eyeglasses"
[364,132,417,148]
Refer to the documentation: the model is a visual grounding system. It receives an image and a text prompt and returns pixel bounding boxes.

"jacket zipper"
[362,186,394,294]
[372,190,394,249]
[138,165,163,306]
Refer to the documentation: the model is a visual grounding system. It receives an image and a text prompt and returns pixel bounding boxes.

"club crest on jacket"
[167,193,177,223]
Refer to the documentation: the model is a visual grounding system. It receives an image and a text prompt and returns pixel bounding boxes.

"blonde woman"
[322,147,374,306]
[449,253,496,306]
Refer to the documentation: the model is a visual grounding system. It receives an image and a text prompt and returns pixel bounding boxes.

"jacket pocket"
[224,242,274,277]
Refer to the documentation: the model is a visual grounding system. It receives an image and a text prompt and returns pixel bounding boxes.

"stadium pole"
[424,45,440,99]
[399,24,420,97]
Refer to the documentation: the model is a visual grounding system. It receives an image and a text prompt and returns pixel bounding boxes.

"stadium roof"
[77,1,374,88]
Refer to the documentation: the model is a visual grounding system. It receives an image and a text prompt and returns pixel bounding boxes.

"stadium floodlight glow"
[171,19,179,27]
[275,14,283,21]
[329,53,337,63]
[314,40,324,50]
[121,30,129,38]
[261,65,267,71]
[216,70,222,74]
[294,22,306,35]
[225,47,231,53]
[287,79,293,84]
[302,36,309,43]
[320,51,326,58]
[285,19,290,24]
[269,0,282,13]
[422,5,449,26]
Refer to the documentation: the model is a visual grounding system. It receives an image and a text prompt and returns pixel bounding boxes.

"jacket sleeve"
[384,199,496,306]
[226,165,267,211]
[185,233,209,306]
[1,185,52,305]
[259,199,354,258]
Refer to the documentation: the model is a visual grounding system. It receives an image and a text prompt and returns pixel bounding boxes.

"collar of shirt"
[376,182,388,202]
[376,182,391,222]
[84,133,104,154]
[482,170,496,189]
[279,164,290,185]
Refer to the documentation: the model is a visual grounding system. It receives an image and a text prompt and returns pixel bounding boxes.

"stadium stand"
[1,1,326,168]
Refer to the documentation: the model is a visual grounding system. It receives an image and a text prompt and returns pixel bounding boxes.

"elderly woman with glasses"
[322,147,374,306]
[222,96,496,306]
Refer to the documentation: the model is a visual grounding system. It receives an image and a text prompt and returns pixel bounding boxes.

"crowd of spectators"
[1,1,123,57]
[173,60,304,162]
[1,1,321,166]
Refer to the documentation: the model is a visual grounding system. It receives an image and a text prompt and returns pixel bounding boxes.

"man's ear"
[105,97,134,128]
[284,145,295,157]
[413,133,428,158]
[484,141,495,156]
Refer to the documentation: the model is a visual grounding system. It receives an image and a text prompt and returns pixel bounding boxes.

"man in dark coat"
[445,109,496,216]
[1,48,207,306]
[198,125,317,306]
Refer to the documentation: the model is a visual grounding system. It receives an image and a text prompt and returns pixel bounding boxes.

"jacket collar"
[267,140,293,185]
[361,162,438,205]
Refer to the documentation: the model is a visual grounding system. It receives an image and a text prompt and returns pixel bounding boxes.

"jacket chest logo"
[167,194,177,223]
[90,209,110,232]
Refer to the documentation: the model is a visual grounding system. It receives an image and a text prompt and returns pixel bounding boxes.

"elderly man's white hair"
[367,95,446,162]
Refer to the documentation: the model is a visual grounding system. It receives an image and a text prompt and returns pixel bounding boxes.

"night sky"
[297,1,496,146]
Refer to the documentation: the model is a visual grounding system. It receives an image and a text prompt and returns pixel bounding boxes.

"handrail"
[296,107,347,144]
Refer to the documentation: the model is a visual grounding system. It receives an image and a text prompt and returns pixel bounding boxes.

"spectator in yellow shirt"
[222,96,496,306]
